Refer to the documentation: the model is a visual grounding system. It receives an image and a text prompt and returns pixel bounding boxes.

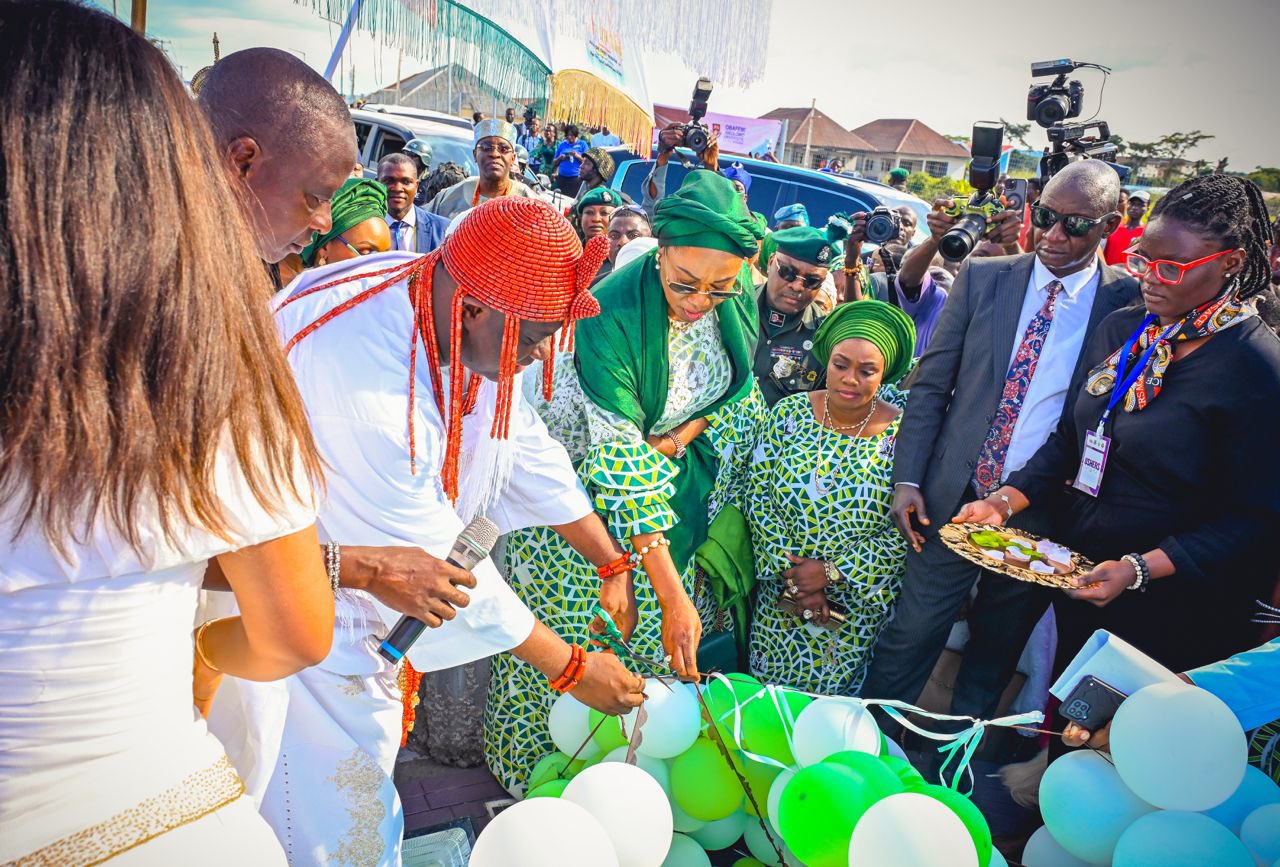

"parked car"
[607,150,931,246]
[350,107,477,178]
[358,103,473,131]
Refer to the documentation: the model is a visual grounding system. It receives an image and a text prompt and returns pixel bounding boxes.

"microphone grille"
[459,515,500,554]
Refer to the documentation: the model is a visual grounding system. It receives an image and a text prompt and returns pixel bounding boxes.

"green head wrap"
[301,178,388,266]
[651,170,765,257]
[811,299,916,385]
[770,214,851,267]
[575,186,623,214]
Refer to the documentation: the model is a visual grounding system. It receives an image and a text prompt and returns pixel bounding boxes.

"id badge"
[1072,429,1111,497]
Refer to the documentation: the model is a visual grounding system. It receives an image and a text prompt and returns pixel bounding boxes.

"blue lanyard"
[1100,314,1179,433]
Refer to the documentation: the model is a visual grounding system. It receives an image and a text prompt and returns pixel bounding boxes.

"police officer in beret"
[753,217,850,406]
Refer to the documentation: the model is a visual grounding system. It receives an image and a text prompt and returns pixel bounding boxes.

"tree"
[1248,167,1280,193]
[904,172,974,202]
[1122,130,1216,185]
[999,117,1032,150]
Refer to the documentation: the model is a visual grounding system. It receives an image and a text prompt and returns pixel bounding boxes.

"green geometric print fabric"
[745,392,907,696]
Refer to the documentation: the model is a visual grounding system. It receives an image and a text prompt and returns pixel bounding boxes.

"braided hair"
[1149,174,1272,299]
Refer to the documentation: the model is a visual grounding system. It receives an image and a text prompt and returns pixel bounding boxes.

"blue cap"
[773,202,809,227]
[721,162,752,193]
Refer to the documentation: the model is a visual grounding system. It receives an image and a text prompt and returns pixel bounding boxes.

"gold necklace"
[668,316,696,335]
[815,395,877,494]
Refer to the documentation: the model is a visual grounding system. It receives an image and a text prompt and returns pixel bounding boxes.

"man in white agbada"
[206,198,646,865]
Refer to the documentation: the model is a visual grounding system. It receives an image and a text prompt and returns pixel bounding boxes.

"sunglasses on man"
[1029,203,1107,238]
[776,261,825,291]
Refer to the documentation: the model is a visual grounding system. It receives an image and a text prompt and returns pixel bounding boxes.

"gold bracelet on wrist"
[194,618,226,673]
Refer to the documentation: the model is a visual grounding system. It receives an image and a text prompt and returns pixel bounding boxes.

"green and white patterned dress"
[483,311,766,793]
[745,392,907,697]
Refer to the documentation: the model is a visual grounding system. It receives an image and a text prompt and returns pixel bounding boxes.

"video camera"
[938,121,1008,260]
[1026,59,1130,184]
[683,77,714,154]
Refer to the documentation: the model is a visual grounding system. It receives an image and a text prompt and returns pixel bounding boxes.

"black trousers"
[861,486,1052,730]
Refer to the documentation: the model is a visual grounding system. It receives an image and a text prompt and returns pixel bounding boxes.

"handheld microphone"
[377,516,500,664]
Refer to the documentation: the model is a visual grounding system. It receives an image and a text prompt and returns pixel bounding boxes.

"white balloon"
[688,809,748,851]
[1020,826,1094,867]
[659,833,711,867]
[549,693,602,760]
[1202,765,1280,834]
[471,798,619,867]
[1241,804,1280,867]
[847,792,978,867]
[621,678,703,759]
[669,795,707,834]
[1112,811,1253,867]
[791,697,880,766]
[883,737,907,761]
[601,746,672,796]
[564,762,674,867]
[765,767,797,830]
[1039,749,1155,864]
[1110,682,1247,811]
[742,816,800,866]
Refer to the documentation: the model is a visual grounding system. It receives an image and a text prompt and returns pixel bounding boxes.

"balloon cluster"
[474,674,1002,866]
[1024,681,1280,867]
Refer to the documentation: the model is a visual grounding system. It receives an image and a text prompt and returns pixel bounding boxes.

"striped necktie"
[972,280,1063,496]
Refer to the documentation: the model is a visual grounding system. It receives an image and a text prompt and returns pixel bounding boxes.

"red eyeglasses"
[1124,246,1237,285]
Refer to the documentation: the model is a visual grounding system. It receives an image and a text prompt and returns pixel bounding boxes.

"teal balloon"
[1241,804,1280,867]
[525,779,569,799]
[689,810,748,851]
[670,739,745,821]
[879,755,925,788]
[1201,765,1280,834]
[661,833,712,867]
[741,690,810,766]
[1113,811,1253,867]
[777,764,882,867]
[915,784,993,867]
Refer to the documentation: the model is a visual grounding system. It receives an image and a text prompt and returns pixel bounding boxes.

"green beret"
[576,186,622,214]
[811,299,916,385]
[770,215,851,267]
[652,170,765,258]
[301,178,388,266]
[889,167,910,181]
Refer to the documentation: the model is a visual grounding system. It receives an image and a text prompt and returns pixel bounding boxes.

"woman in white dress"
[0,4,335,863]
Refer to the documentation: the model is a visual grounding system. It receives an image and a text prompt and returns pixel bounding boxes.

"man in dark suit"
[862,160,1139,728]
[378,153,449,254]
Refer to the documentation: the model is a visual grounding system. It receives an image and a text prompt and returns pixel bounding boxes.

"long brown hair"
[0,1,322,552]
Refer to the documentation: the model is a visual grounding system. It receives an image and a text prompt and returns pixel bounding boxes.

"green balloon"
[740,758,783,817]
[777,764,887,867]
[879,755,925,788]
[565,756,588,777]
[588,708,629,752]
[526,752,573,791]
[732,860,768,867]
[740,690,810,766]
[878,730,889,757]
[823,751,907,801]
[701,674,763,746]
[670,738,746,822]
[915,784,993,867]
[525,779,569,799]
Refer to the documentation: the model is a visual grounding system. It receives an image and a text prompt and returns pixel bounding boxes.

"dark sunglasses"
[1030,204,1106,238]
[776,261,825,291]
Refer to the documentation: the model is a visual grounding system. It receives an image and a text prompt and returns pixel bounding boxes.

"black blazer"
[891,253,1139,526]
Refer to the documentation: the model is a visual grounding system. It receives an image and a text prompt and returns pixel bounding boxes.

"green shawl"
[574,247,758,571]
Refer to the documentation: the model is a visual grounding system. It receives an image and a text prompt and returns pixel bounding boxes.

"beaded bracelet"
[549,644,587,693]
[324,541,342,593]
[1122,553,1150,592]
[635,536,672,561]
[194,618,226,673]
[597,553,636,580]
[823,560,845,587]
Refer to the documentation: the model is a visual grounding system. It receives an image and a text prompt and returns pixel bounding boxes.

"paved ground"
[394,748,513,837]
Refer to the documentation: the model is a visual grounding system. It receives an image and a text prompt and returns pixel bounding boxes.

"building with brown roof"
[849,118,971,181]
[762,106,874,171]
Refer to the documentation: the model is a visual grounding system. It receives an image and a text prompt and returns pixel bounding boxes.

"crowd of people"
[4,3,1280,865]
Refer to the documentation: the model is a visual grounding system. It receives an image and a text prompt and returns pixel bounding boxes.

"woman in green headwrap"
[483,171,768,793]
[299,177,391,267]
[744,300,915,696]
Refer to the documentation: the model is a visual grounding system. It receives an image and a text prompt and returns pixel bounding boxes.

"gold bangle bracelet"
[194,618,225,673]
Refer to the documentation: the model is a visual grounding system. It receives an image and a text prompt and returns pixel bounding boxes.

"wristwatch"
[666,430,687,459]
[823,560,844,587]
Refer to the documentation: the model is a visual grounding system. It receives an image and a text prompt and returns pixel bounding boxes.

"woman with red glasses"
[955,173,1280,681]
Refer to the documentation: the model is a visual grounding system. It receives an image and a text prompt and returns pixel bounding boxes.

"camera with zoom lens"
[938,121,1005,261]
[864,205,902,244]
[683,77,714,153]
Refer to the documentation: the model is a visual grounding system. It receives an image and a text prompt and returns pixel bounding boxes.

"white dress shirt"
[385,206,416,252]
[1000,256,1100,481]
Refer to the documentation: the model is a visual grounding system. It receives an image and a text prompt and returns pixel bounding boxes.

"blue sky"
[137,0,1278,171]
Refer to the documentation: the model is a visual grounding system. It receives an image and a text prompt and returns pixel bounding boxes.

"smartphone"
[1002,178,1030,213]
[1059,675,1127,732]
